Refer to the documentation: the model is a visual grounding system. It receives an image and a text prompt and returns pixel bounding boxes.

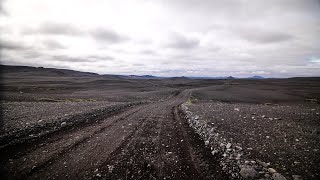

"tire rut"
[1,89,229,179]
[0,104,149,179]
[22,105,148,178]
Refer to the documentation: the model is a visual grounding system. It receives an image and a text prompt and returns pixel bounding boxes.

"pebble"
[211,150,218,155]
[205,140,209,146]
[257,159,270,167]
[292,175,302,180]
[268,168,277,174]
[107,165,114,173]
[236,154,241,160]
[226,143,232,149]
[234,108,240,111]
[222,153,227,157]
[240,166,258,179]
[61,122,67,128]
[272,172,287,180]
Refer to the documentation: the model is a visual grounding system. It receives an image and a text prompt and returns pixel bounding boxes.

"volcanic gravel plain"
[0,65,319,180]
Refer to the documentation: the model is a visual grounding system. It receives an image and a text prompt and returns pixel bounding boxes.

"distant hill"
[3,65,318,80]
[187,76,236,79]
[248,75,265,79]
[226,76,235,79]
[168,76,190,80]
[0,65,99,77]
[127,75,162,79]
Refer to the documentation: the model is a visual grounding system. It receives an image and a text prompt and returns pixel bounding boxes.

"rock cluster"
[181,103,287,180]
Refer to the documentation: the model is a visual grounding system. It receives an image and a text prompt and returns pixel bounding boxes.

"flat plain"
[0,65,319,179]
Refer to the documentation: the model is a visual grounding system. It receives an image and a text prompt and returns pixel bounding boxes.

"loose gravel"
[182,101,320,179]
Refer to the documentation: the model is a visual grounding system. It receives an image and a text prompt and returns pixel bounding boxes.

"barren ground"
[0,65,319,179]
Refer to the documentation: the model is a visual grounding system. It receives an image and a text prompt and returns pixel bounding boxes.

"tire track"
[22,105,148,178]
[88,104,166,180]
[1,104,149,179]
[1,89,229,179]
[26,91,184,179]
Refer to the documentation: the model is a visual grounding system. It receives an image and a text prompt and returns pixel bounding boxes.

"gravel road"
[0,90,228,179]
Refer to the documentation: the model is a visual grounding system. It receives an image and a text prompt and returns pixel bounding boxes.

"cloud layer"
[1,0,320,77]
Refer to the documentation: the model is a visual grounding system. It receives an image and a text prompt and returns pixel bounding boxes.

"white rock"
[235,146,242,150]
[211,150,218,155]
[226,143,232,149]
[222,153,227,157]
[107,165,114,173]
[205,140,209,146]
[292,175,302,180]
[234,108,240,111]
[61,122,67,128]
[268,168,277,174]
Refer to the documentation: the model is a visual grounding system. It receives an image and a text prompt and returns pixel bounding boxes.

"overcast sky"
[1,0,320,77]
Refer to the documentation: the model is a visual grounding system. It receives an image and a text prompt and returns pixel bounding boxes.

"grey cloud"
[91,28,128,43]
[0,40,29,50]
[167,0,320,18]
[140,50,156,55]
[166,33,199,49]
[42,39,66,49]
[22,51,42,59]
[24,22,83,36]
[49,54,116,63]
[51,55,102,63]
[86,55,114,61]
[238,28,294,44]
[132,63,145,67]
[0,0,8,15]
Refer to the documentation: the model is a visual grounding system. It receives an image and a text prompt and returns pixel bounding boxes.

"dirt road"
[0,90,228,180]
